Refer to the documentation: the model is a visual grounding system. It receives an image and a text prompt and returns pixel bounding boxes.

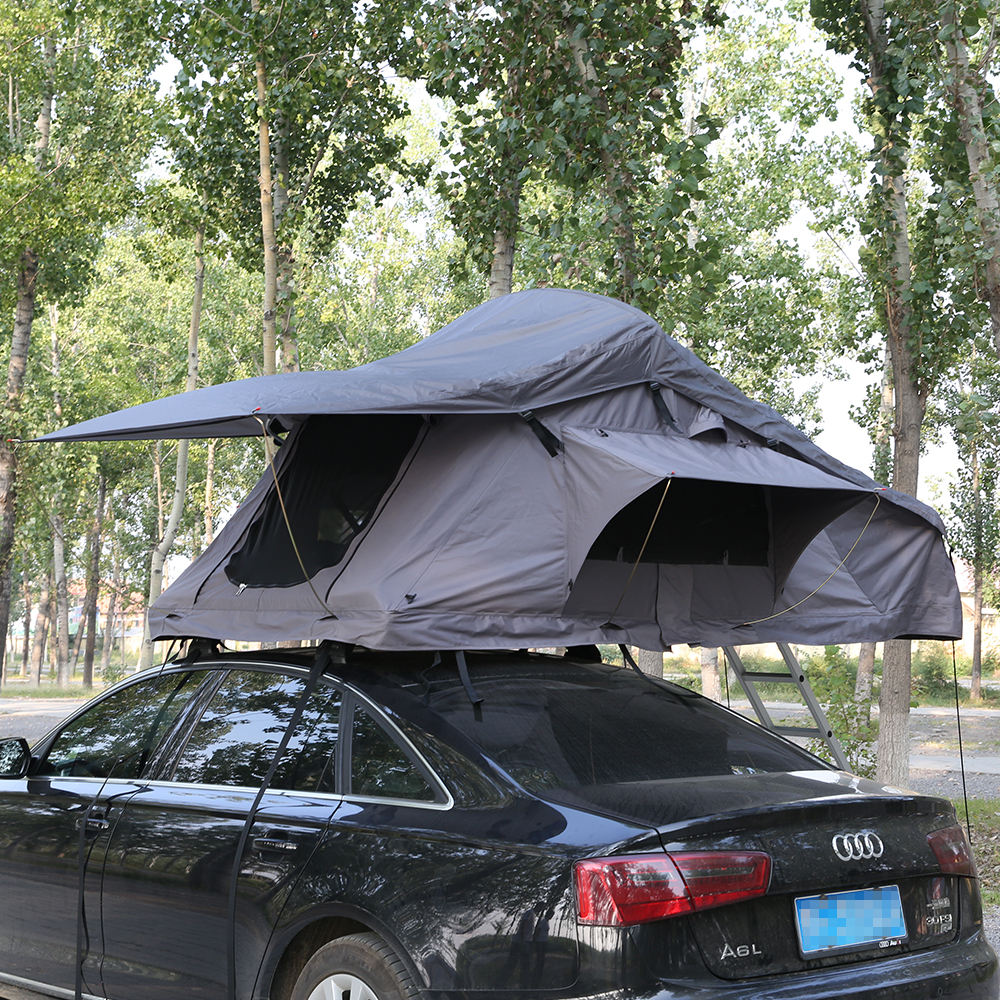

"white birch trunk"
[861,0,922,788]
[204,439,217,546]
[700,646,722,701]
[251,0,278,376]
[51,513,70,686]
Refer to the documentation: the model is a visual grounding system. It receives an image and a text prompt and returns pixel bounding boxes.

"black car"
[0,645,995,1000]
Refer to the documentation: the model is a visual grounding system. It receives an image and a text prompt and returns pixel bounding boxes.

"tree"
[0,0,158,680]
[943,345,1000,701]
[811,0,969,785]
[161,0,417,375]
[417,0,721,308]
[934,1,1000,354]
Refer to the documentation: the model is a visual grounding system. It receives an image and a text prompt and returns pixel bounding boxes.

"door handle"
[252,836,297,854]
[75,812,110,834]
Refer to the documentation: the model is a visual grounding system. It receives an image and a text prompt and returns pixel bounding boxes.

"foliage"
[941,347,1000,591]
[957,798,1000,907]
[801,644,859,701]
[808,700,880,778]
[157,0,420,318]
[414,0,724,311]
[0,0,160,317]
[912,644,950,697]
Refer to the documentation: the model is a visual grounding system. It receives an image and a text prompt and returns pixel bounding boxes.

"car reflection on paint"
[0,645,994,1000]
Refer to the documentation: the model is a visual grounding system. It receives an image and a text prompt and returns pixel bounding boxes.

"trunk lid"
[553,770,968,980]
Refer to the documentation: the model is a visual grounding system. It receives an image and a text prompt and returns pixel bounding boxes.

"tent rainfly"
[40,288,962,650]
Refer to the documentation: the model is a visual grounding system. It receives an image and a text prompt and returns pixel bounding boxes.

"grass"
[956,798,1000,908]
[0,682,104,699]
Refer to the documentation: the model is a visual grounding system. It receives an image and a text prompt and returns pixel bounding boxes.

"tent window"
[226,414,422,588]
[587,479,771,566]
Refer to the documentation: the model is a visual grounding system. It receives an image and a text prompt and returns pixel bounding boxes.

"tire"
[290,932,421,1000]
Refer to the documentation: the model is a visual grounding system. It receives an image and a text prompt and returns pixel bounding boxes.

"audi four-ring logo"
[832,832,885,861]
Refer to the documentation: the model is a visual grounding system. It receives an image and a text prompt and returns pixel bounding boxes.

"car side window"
[349,704,436,802]
[171,669,341,792]
[37,670,207,779]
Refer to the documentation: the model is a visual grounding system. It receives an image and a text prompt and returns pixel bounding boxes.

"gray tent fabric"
[38,288,963,649]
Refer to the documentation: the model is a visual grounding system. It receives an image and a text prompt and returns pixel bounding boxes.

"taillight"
[927,825,976,876]
[575,851,771,926]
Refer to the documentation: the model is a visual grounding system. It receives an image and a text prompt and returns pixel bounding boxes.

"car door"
[0,667,208,996]
[91,665,343,1000]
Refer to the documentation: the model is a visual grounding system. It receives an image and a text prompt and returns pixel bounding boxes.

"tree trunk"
[49,314,71,686]
[855,642,876,715]
[139,223,202,671]
[30,584,50,687]
[863,0,923,789]
[70,605,85,668]
[251,1,278,377]
[204,439,217,546]
[940,5,1000,356]
[700,646,722,701]
[488,224,518,299]
[101,569,118,680]
[34,37,55,169]
[562,10,637,297]
[874,343,894,484]
[487,62,525,300]
[51,512,71,685]
[273,123,300,372]
[856,349,890,719]
[81,471,106,688]
[971,565,983,701]
[0,247,40,683]
[47,579,58,678]
[636,647,663,678]
[20,571,30,678]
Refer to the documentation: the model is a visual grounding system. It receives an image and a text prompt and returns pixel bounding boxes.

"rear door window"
[170,669,341,792]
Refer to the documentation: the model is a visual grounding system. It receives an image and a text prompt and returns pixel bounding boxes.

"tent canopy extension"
[40,288,962,650]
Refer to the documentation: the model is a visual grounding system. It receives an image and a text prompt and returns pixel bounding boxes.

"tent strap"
[519,410,562,457]
[648,382,679,430]
[619,644,645,678]
[455,651,484,709]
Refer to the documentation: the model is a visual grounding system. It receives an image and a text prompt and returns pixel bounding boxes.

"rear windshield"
[426,667,821,793]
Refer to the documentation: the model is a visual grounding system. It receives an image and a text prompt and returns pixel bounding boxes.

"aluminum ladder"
[721,642,849,770]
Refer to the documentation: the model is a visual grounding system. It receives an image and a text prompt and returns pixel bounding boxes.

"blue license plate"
[794,886,907,956]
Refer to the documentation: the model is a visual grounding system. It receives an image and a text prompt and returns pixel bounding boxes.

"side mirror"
[0,738,31,779]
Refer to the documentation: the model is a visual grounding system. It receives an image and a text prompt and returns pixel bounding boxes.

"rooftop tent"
[38,288,963,649]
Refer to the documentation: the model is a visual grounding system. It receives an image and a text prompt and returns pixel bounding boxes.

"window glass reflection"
[173,671,341,791]
[350,707,434,801]
[40,671,207,779]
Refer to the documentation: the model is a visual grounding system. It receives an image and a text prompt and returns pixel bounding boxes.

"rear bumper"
[635,934,999,999]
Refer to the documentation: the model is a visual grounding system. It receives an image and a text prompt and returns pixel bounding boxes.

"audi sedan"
[0,645,994,1000]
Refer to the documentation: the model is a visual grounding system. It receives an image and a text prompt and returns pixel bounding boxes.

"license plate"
[794,886,907,957]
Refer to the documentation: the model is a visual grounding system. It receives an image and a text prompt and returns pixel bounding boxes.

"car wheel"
[290,933,420,1000]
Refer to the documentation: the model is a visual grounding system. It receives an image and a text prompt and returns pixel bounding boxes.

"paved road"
[0,698,86,745]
